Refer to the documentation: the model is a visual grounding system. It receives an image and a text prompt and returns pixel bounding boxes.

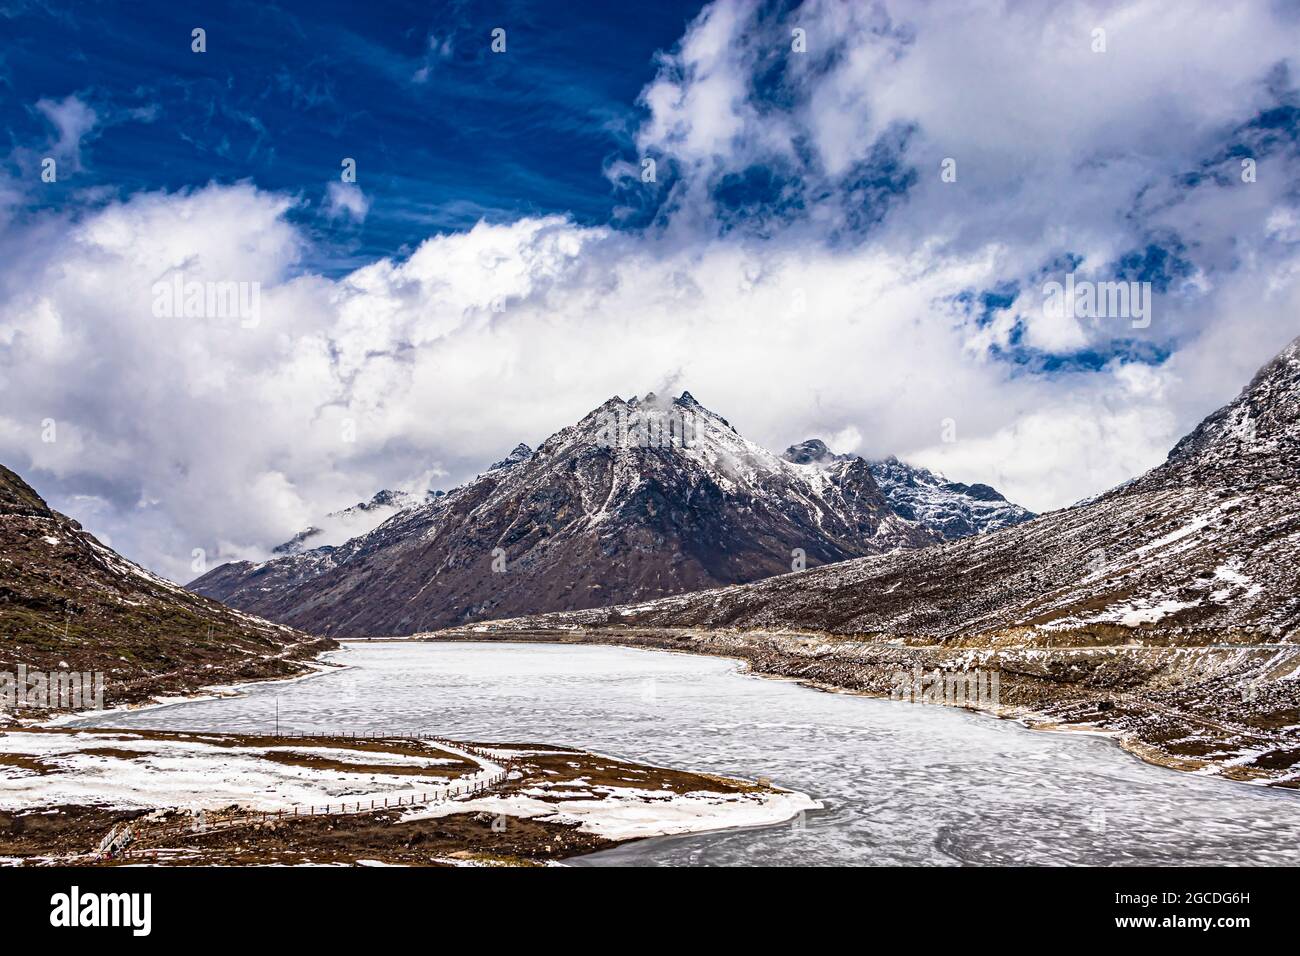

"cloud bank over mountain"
[2,0,1299,580]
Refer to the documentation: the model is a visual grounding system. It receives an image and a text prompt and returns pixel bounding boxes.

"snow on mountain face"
[190,392,938,636]
[1149,335,1300,488]
[779,440,1035,540]
[271,488,437,557]
[469,333,1300,642]
[489,444,533,471]
[865,456,1035,539]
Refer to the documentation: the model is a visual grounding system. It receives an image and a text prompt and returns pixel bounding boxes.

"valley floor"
[424,626,1300,788]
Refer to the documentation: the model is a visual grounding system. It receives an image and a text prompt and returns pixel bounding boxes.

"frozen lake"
[82,641,1300,866]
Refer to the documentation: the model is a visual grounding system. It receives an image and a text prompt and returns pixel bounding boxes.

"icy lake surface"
[82,641,1300,866]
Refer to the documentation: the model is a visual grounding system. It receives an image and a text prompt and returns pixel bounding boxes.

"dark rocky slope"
[0,464,330,710]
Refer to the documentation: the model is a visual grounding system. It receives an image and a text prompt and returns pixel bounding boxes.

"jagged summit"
[779,440,1033,538]
[782,439,837,465]
[270,487,436,557]
[366,489,418,508]
[599,391,708,411]
[866,457,1034,539]
[489,443,533,471]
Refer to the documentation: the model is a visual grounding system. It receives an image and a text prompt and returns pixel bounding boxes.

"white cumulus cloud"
[2,0,1300,581]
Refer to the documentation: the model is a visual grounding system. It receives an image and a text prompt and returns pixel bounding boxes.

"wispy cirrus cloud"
[34,93,98,169]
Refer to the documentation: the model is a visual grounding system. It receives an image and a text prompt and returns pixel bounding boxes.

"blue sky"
[2,0,1299,579]
[1,0,703,271]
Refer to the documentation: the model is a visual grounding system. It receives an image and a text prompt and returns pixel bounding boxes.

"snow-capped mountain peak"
[191,391,940,635]
[778,441,1035,540]
[489,443,534,471]
[271,487,437,556]
[781,438,838,465]
[865,456,1036,539]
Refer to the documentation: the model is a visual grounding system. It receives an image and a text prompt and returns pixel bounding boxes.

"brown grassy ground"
[119,809,613,866]
[0,731,783,866]
[1,462,333,715]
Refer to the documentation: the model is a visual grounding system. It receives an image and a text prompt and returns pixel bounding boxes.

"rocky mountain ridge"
[191,392,1027,635]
